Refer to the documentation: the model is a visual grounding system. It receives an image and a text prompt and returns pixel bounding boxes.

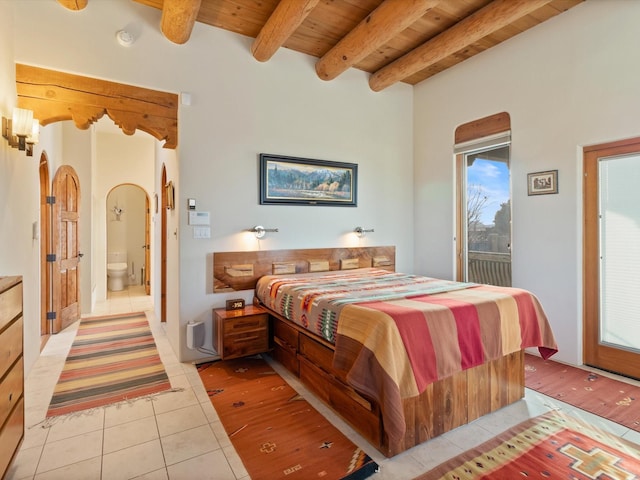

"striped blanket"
[256,268,558,445]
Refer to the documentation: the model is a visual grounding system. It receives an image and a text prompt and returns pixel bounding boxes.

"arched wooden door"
[51,165,81,333]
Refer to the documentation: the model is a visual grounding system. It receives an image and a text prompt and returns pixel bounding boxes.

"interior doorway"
[106,184,150,295]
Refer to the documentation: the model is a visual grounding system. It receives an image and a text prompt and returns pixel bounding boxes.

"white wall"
[13,0,414,363]
[413,0,640,365]
[0,1,44,372]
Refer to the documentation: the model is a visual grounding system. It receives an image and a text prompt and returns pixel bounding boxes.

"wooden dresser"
[0,276,24,479]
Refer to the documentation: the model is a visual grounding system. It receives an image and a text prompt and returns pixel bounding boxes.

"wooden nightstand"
[213,305,269,360]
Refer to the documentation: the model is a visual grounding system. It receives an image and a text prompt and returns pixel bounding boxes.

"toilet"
[107,252,128,291]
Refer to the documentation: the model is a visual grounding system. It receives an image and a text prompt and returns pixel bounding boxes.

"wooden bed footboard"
[265,308,525,457]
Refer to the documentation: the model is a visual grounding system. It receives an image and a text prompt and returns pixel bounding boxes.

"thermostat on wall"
[188,211,210,225]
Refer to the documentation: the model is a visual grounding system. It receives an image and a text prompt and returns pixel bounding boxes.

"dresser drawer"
[0,357,23,429]
[0,282,22,332]
[0,397,24,479]
[273,318,298,352]
[0,317,23,379]
[299,356,381,446]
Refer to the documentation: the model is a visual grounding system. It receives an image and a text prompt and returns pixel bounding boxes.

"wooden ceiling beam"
[316,0,441,82]
[369,0,553,92]
[16,64,179,149]
[251,0,320,62]
[56,0,88,10]
[161,0,202,45]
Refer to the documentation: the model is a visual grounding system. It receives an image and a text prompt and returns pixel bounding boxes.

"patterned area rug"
[415,411,640,479]
[46,312,172,417]
[197,356,378,480]
[525,353,640,432]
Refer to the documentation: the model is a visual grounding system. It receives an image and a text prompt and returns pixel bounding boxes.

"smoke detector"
[116,29,135,47]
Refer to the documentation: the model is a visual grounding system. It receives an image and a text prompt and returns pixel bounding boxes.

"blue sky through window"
[467,158,510,225]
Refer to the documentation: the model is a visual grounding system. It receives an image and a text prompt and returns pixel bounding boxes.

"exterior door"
[456,144,512,286]
[584,138,640,379]
[51,165,81,333]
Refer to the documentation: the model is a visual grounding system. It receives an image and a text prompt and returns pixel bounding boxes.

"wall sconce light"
[354,227,374,237]
[247,225,279,239]
[2,108,40,156]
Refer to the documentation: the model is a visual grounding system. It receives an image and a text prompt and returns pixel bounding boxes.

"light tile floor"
[7,286,640,479]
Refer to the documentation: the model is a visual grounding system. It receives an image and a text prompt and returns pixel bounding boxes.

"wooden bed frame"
[213,246,525,457]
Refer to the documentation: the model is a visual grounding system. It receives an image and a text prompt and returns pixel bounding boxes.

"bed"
[214,247,558,457]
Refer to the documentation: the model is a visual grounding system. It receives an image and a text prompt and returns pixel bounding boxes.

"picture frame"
[527,170,558,196]
[259,153,357,206]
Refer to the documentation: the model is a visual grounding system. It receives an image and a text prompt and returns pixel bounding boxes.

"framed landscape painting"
[259,153,357,206]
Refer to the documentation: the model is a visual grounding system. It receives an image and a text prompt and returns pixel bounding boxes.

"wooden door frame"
[39,152,51,346]
[454,112,511,281]
[161,165,168,323]
[583,136,640,380]
[145,195,151,295]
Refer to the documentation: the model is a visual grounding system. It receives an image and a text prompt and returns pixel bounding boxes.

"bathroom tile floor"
[7,287,640,479]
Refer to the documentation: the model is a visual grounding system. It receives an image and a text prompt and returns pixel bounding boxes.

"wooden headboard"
[213,246,395,292]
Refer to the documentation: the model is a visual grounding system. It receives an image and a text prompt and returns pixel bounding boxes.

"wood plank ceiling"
[59,0,583,91]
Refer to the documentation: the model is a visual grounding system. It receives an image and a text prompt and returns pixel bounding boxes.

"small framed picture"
[527,170,558,195]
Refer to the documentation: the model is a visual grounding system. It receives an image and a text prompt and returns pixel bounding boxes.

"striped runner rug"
[46,312,172,417]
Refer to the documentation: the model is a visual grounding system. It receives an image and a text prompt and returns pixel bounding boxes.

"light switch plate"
[193,226,210,239]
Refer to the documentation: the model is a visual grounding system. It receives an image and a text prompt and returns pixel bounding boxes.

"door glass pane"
[599,154,640,351]
[464,145,511,286]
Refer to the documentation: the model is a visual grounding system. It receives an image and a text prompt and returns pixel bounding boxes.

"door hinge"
[46,311,57,320]
[46,196,56,204]
[46,254,56,262]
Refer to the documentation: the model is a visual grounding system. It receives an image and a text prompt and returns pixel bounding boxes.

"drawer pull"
[233,335,259,343]
[233,320,261,329]
[9,392,12,402]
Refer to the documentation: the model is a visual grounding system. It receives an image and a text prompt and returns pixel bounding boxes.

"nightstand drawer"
[223,314,268,335]
[222,331,269,359]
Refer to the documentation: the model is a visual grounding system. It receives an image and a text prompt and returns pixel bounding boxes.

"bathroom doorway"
[106,184,150,295]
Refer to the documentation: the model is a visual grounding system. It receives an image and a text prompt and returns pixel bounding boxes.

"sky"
[467,158,510,225]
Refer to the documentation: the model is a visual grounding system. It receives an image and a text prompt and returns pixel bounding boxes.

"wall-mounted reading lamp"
[247,225,279,239]
[354,227,374,237]
[2,108,40,157]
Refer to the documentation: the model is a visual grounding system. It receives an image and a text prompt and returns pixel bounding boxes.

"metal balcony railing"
[468,251,511,287]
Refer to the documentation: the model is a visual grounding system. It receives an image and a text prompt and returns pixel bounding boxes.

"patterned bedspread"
[255,268,558,445]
